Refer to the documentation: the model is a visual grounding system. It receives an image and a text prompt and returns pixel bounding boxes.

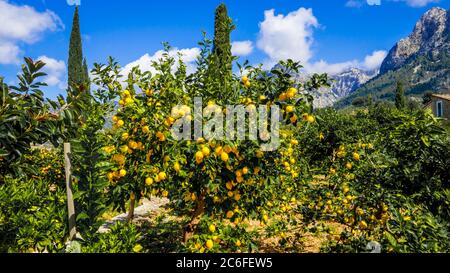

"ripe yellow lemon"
[201,146,211,157]
[119,169,127,177]
[235,240,242,247]
[287,87,297,97]
[242,167,249,175]
[174,162,181,172]
[145,89,153,96]
[285,106,295,113]
[125,97,134,105]
[346,162,353,170]
[209,224,216,233]
[122,90,130,97]
[353,152,360,161]
[215,146,223,156]
[226,210,234,219]
[220,152,229,162]
[195,151,204,162]
[120,145,129,153]
[206,239,214,250]
[107,172,114,181]
[117,120,124,127]
[242,76,248,82]
[307,115,315,123]
[142,126,150,134]
[234,193,241,201]
[158,172,167,181]
[359,220,368,229]
[145,177,153,186]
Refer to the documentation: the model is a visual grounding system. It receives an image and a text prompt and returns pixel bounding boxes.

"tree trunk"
[127,192,136,222]
[183,194,205,243]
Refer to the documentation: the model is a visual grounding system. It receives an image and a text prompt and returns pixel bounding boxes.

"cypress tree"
[82,58,90,91]
[68,6,88,90]
[212,3,234,75]
[395,81,406,109]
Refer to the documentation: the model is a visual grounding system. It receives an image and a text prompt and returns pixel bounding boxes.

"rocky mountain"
[330,68,377,97]
[309,68,377,108]
[336,7,450,108]
[380,7,449,73]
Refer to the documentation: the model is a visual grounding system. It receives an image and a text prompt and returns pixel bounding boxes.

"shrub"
[0,177,68,252]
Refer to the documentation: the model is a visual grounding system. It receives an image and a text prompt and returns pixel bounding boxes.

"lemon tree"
[94,40,330,251]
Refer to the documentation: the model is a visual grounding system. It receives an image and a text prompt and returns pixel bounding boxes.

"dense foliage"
[0,4,449,254]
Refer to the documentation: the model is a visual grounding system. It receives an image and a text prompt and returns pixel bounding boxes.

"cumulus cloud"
[362,50,387,70]
[0,0,63,64]
[67,0,81,6]
[256,7,387,75]
[257,8,319,65]
[121,47,201,77]
[231,41,254,57]
[0,42,21,64]
[38,56,67,89]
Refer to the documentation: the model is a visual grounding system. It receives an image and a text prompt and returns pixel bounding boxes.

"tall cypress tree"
[395,81,406,109]
[212,3,234,75]
[82,58,90,90]
[68,6,88,90]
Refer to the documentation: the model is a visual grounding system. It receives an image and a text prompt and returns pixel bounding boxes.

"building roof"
[431,94,450,101]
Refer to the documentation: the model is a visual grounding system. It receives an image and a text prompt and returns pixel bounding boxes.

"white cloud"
[257,8,319,65]
[306,60,359,75]
[0,0,63,65]
[362,50,387,70]
[0,42,21,64]
[367,0,381,5]
[347,0,440,7]
[394,0,439,7]
[121,47,201,78]
[0,1,63,43]
[38,56,67,89]
[306,50,387,75]
[256,7,387,75]
[67,0,81,6]
[231,41,254,57]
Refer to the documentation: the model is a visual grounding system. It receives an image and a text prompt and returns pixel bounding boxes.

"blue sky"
[0,0,448,98]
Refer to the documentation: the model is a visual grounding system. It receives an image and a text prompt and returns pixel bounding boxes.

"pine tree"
[68,6,88,90]
[395,81,406,109]
[212,3,235,75]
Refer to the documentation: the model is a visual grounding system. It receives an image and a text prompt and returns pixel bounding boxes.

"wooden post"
[64,143,77,240]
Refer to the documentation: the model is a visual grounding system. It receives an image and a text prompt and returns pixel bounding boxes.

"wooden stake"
[64,142,77,240]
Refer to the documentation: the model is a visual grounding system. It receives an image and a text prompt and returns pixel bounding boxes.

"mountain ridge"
[335,7,450,108]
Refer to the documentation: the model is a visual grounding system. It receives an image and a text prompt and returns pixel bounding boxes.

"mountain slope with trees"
[336,7,450,108]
